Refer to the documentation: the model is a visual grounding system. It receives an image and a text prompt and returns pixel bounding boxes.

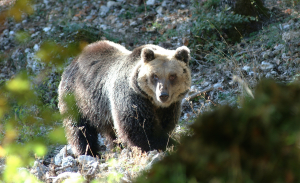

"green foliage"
[136,79,300,183]
[191,0,251,34]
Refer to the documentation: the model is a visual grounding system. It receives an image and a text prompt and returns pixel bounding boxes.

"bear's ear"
[175,46,190,64]
[141,48,155,63]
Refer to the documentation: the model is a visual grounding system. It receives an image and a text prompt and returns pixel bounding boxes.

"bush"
[136,79,300,183]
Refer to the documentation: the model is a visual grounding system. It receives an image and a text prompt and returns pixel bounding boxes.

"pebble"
[146,0,156,6]
[43,27,51,32]
[260,61,274,70]
[242,65,251,72]
[77,155,97,165]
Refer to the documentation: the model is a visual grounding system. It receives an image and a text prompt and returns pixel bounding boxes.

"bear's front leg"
[64,116,101,156]
[111,96,173,151]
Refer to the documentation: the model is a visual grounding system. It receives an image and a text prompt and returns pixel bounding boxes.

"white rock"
[43,27,51,32]
[156,6,164,15]
[248,71,255,76]
[72,16,79,21]
[260,61,274,70]
[274,57,281,65]
[53,172,82,183]
[283,24,291,30]
[146,0,156,5]
[30,160,48,180]
[129,20,138,26]
[293,58,300,64]
[24,48,30,53]
[282,31,300,42]
[115,22,123,29]
[242,65,251,72]
[161,0,167,7]
[271,71,278,75]
[190,85,196,91]
[145,152,163,170]
[54,145,74,166]
[261,50,271,59]
[282,53,289,59]
[61,156,76,168]
[274,44,284,50]
[213,83,223,89]
[100,24,108,30]
[9,31,14,35]
[100,5,109,16]
[31,31,40,38]
[33,44,39,51]
[77,155,97,165]
[107,1,119,9]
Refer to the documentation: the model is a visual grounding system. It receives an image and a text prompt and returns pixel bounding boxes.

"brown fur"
[58,41,191,155]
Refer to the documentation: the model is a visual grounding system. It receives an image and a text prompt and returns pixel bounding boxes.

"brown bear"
[58,40,191,156]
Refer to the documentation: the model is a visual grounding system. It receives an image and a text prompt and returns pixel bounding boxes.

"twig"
[185,86,214,101]
[232,75,254,99]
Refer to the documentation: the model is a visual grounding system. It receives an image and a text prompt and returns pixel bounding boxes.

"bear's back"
[78,41,131,67]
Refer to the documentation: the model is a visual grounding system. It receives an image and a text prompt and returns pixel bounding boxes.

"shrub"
[136,79,300,183]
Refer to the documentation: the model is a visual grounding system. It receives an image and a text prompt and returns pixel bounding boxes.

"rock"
[146,0,156,6]
[129,20,138,26]
[100,5,109,17]
[61,156,76,168]
[43,27,51,33]
[261,50,271,59]
[33,44,40,51]
[0,165,5,173]
[107,1,120,9]
[77,155,97,165]
[282,31,300,42]
[293,58,300,65]
[30,160,48,180]
[213,83,223,89]
[53,172,82,183]
[242,65,251,72]
[156,6,164,15]
[161,0,167,7]
[274,57,281,65]
[260,61,274,70]
[283,24,291,30]
[54,145,74,166]
[274,44,285,51]
[145,152,164,170]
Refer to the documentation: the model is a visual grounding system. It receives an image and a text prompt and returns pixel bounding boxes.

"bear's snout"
[159,92,169,102]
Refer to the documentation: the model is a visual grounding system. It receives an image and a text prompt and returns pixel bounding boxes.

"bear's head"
[135,45,191,107]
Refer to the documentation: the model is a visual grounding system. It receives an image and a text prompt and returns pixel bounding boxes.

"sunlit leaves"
[6,76,30,93]
[0,0,34,24]
[15,31,30,43]
[0,146,5,157]
[36,41,82,69]
[7,0,34,21]
[0,97,8,119]
[48,127,67,144]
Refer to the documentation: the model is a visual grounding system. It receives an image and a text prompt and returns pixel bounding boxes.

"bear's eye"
[169,74,176,81]
[153,74,159,81]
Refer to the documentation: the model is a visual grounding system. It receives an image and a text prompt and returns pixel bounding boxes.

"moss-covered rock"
[136,79,300,183]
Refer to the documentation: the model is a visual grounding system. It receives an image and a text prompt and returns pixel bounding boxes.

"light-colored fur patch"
[137,51,191,107]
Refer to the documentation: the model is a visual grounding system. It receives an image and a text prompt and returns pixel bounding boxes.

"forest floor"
[0,0,300,182]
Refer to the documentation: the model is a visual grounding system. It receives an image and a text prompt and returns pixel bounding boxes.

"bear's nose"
[159,93,169,102]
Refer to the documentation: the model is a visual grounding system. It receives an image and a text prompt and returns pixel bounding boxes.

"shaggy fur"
[58,41,191,156]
